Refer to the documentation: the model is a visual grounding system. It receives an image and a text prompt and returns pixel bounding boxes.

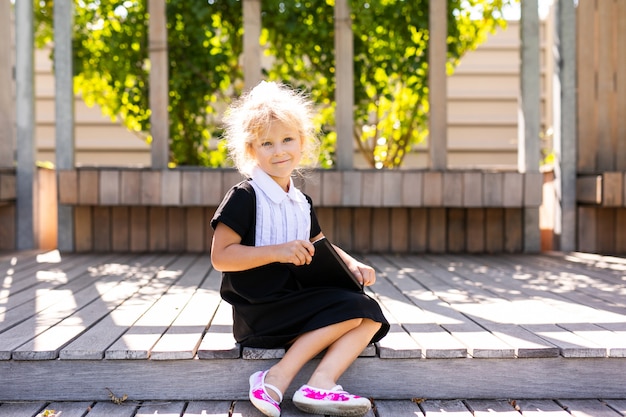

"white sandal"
[249,370,283,417]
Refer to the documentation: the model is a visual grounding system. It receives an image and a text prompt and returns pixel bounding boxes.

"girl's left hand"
[349,261,376,287]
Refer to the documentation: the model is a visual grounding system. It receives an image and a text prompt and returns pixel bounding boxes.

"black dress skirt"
[211,181,390,349]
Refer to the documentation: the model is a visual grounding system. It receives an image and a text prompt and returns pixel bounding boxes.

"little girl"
[210,81,389,417]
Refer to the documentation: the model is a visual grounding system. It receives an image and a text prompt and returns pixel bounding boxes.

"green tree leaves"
[35,0,514,168]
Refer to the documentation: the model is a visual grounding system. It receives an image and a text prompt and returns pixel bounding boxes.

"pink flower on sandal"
[293,384,371,416]
[249,370,283,417]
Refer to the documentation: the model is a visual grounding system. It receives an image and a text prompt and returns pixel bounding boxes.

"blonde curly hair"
[222,81,320,177]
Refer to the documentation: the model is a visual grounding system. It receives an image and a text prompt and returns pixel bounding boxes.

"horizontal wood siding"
[59,168,544,254]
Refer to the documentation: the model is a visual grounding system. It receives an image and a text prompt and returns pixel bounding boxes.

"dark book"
[289,237,364,292]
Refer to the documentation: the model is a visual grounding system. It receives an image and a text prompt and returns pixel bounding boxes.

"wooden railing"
[57,168,543,254]
[0,169,16,251]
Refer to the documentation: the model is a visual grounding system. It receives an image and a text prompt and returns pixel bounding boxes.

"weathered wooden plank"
[302,170,321,204]
[465,399,520,416]
[382,171,403,207]
[0,402,46,417]
[596,0,617,171]
[402,171,423,206]
[463,172,482,207]
[2,356,626,401]
[484,208,503,253]
[11,254,163,360]
[557,323,626,358]
[604,399,626,416]
[74,206,93,252]
[201,170,224,206]
[151,258,218,360]
[111,207,130,252]
[420,400,472,416]
[161,170,181,206]
[104,255,206,360]
[185,207,205,252]
[78,169,99,205]
[442,172,463,207]
[371,208,391,252]
[0,254,119,337]
[408,208,427,252]
[390,208,409,253]
[135,401,186,417]
[167,207,186,252]
[0,204,16,250]
[140,170,161,205]
[422,172,443,207]
[482,172,503,207]
[596,207,616,254]
[316,207,335,242]
[514,400,570,416]
[321,170,342,206]
[59,254,177,360]
[524,171,543,207]
[371,255,468,358]
[577,206,597,253]
[503,172,523,207]
[466,209,485,253]
[576,0,597,173]
[44,402,93,417]
[129,206,148,252]
[0,253,136,358]
[577,175,602,204]
[446,208,465,253]
[558,399,624,417]
[93,206,111,252]
[0,172,17,201]
[427,208,446,253]
[99,169,120,205]
[503,208,522,253]
[362,171,383,206]
[602,172,624,207]
[183,401,233,417]
[119,169,141,205]
[197,299,240,359]
[334,208,353,250]
[148,207,167,252]
[58,170,78,204]
[374,400,424,416]
[341,170,362,206]
[181,170,202,206]
[409,255,516,358]
[617,209,626,253]
[82,401,137,417]
[352,208,371,253]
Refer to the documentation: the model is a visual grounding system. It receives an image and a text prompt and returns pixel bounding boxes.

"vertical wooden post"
[519,0,541,173]
[0,0,14,167]
[54,0,75,251]
[428,0,447,170]
[334,0,354,170]
[15,0,35,249]
[554,0,577,252]
[243,0,262,89]
[148,0,169,169]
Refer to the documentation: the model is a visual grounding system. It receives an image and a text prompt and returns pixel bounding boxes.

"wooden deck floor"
[1,398,626,417]
[1,250,625,403]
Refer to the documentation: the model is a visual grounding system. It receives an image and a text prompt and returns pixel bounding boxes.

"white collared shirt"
[249,166,312,247]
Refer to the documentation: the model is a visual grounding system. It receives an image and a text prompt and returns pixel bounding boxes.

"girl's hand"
[279,240,315,266]
[349,261,376,287]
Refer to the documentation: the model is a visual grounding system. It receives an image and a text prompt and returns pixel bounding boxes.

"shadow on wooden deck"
[0,250,625,401]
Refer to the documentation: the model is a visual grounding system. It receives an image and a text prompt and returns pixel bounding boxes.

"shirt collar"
[251,166,307,205]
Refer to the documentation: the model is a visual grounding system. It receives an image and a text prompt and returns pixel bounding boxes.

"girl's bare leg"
[263,318,381,399]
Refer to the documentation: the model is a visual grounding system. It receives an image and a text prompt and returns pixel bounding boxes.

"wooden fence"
[576,0,626,254]
[56,168,542,254]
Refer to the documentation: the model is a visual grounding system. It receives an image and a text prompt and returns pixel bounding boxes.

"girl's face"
[251,121,303,191]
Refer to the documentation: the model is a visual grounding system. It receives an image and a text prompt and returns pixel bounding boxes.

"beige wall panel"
[36,126,148,149]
